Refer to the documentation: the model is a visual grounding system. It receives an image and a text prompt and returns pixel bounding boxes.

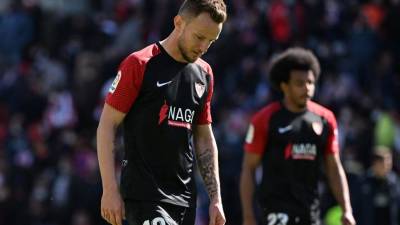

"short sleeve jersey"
[106,43,214,208]
[244,101,339,215]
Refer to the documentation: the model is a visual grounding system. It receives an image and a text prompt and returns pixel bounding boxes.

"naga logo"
[159,101,195,129]
[285,143,317,160]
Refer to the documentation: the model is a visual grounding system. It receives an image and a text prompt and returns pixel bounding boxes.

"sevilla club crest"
[312,121,323,135]
[195,82,206,98]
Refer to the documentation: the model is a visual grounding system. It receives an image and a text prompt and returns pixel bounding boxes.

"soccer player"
[240,48,356,225]
[96,1,227,225]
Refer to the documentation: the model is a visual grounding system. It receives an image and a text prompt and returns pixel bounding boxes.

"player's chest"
[140,62,209,107]
[271,112,326,141]
[268,112,328,160]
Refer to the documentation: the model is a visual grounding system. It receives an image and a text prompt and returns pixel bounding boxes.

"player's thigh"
[125,201,193,225]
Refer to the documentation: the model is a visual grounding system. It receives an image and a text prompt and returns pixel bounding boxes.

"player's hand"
[101,188,126,225]
[209,198,226,225]
[341,210,356,225]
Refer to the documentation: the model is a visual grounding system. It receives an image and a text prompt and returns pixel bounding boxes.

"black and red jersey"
[244,101,339,216]
[105,42,214,208]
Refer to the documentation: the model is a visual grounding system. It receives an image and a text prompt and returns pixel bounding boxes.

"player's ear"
[280,82,288,93]
[174,15,185,32]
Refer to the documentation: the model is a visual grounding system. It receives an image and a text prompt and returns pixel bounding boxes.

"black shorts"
[261,210,321,225]
[125,200,196,225]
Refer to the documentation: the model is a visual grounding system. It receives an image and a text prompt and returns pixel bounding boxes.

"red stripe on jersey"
[307,101,339,155]
[284,143,293,159]
[194,58,214,124]
[168,120,192,130]
[158,101,168,124]
[244,102,281,155]
[105,44,161,113]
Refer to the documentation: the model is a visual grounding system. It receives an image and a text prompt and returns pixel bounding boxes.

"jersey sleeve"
[197,68,214,124]
[105,55,144,113]
[244,111,269,155]
[325,111,339,155]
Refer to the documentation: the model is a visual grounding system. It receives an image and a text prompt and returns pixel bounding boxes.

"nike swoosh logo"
[156,81,172,87]
[278,125,293,134]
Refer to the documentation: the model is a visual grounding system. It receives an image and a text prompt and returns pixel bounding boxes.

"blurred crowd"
[0,0,400,224]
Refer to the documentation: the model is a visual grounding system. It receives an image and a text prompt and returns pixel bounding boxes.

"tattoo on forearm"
[197,149,219,200]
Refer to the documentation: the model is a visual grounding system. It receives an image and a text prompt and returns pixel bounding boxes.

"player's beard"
[296,101,307,109]
[295,96,310,109]
[178,37,196,63]
[287,94,308,111]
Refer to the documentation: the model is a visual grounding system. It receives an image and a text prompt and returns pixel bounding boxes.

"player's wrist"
[342,205,353,214]
[210,195,222,204]
[102,182,119,193]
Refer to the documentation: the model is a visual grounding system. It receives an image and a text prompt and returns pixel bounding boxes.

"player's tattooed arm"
[195,125,225,225]
[197,148,220,200]
[194,124,221,201]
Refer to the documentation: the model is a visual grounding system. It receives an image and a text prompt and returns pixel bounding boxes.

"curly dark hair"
[178,0,227,23]
[268,47,321,91]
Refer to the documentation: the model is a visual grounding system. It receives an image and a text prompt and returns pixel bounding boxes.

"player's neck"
[282,98,307,113]
[160,34,187,63]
